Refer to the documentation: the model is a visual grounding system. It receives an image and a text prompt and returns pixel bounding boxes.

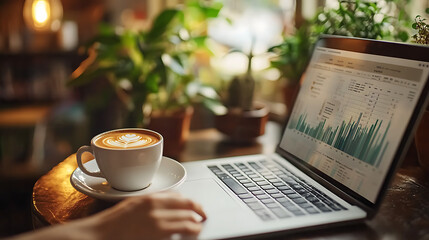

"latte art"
[103,133,153,148]
[94,130,160,149]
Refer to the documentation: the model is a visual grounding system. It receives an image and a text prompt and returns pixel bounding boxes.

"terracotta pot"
[415,109,429,172]
[146,107,193,159]
[215,103,269,143]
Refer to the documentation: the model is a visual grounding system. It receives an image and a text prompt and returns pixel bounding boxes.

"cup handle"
[76,145,104,178]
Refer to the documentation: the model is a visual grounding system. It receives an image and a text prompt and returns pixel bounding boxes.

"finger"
[152,209,204,222]
[156,197,207,221]
[159,220,204,236]
[127,192,207,221]
[122,191,182,209]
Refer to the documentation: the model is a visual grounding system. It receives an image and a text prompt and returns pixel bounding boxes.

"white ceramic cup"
[76,128,163,191]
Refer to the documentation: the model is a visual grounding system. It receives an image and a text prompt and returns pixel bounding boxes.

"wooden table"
[32,121,429,239]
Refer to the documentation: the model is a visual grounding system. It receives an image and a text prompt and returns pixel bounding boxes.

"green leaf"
[202,5,222,18]
[143,72,160,93]
[426,8,429,14]
[98,23,116,36]
[114,58,134,78]
[191,36,207,48]
[121,30,137,48]
[412,22,418,29]
[202,98,227,115]
[186,1,222,18]
[146,9,179,42]
[396,30,409,42]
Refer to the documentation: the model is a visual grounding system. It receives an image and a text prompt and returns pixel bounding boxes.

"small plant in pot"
[69,1,224,158]
[268,22,315,115]
[215,43,269,143]
[411,8,429,172]
[412,9,429,45]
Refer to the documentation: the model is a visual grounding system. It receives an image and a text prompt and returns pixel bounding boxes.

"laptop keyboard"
[208,159,347,221]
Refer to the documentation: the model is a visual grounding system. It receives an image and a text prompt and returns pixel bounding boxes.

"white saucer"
[70,156,186,201]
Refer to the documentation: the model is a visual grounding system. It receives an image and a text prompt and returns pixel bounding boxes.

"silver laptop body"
[176,36,429,240]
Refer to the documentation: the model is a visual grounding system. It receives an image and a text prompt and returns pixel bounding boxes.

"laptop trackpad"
[178,178,242,215]
[177,178,255,238]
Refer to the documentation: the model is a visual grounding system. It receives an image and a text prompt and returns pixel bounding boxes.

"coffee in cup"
[76,128,163,191]
[94,129,160,149]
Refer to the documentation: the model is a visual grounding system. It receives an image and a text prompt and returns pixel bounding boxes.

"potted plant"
[268,22,315,115]
[214,41,270,143]
[412,10,429,44]
[269,0,410,115]
[411,8,429,172]
[68,1,225,157]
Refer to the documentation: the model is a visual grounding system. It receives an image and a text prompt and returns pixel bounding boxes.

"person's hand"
[9,191,206,240]
[88,191,207,240]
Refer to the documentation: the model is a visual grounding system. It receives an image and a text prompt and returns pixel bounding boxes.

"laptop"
[176,35,429,240]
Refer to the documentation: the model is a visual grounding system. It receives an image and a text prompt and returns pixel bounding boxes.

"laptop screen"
[279,36,429,204]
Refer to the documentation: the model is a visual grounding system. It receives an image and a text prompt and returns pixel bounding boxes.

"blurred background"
[0,0,428,237]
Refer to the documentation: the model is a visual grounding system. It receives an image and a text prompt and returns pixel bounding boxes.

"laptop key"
[254,209,274,221]
[252,177,265,182]
[238,178,250,183]
[219,176,248,195]
[291,197,307,204]
[261,198,276,204]
[264,175,277,180]
[328,204,342,211]
[270,207,291,219]
[313,202,332,212]
[318,206,332,212]
[286,193,300,199]
[306,196,319,203]
[304,206,319,214]
[290,210,306,216]
[295,188,309,194]
[249,162,262,170]
[251,190,265,195]
[266,189,279,194]
[243,197,258,204]
[221,164,234,169]
[247,186,260,191]
[261,185,275,190]
[265,202,280,209]
[284,205,304,215]
[238,193,254,199]
[282,189,295,195]
[256,194,270,200]
[268,179,283,184]
[243,182,256,188]
[217,173,229,178]
[276,185,289,190]
[297,202,312,209]
[272,181,286,187]
[276,197,291,204]
[270,193,284,199]
[247,202,265,211]
[256,180,270,186]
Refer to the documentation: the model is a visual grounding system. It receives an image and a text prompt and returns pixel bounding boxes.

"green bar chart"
[289,112,390,166]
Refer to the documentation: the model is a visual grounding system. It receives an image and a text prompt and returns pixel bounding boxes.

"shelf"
[0,105,52,127]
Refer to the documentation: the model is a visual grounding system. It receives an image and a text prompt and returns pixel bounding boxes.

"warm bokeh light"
[33,0,50,27]
[23,0,63,31]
